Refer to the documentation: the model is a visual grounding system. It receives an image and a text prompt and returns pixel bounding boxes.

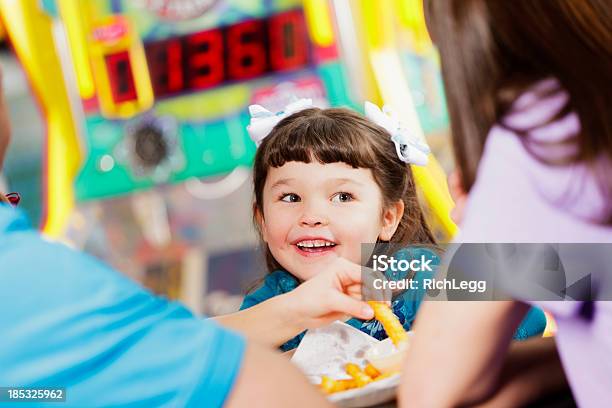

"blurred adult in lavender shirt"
[399,1,611,407]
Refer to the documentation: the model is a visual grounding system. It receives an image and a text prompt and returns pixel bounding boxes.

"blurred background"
[0,0,454,316]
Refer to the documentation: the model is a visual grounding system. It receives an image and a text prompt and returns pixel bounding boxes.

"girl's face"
[258,161,403,281]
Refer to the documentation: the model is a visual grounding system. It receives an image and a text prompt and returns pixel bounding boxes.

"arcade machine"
[329,0,456,239]
[0,0,456,315]
[0,0,361,313]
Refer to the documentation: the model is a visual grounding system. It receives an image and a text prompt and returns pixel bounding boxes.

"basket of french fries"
[291,302,412,407]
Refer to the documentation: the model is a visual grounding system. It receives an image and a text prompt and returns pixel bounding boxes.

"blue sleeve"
[240,282,276,310]
[393,270,433,332]
[240,271,296,311]
[0,209,245,408]
[390,248,439,332]
[513,307,547,340]
[240,271,303,351]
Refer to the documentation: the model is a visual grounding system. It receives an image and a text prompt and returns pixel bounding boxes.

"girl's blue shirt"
[241,247,547,351]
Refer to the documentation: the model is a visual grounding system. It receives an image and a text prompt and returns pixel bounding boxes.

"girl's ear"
[379,200,405,241]
[254,204,268,243]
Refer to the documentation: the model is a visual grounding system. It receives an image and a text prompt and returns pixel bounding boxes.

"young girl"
[240,99,546,351]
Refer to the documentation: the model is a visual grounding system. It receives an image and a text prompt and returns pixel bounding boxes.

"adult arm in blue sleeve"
[0,206,331,407]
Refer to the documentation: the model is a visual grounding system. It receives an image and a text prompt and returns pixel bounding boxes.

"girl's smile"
[292,236,338,257]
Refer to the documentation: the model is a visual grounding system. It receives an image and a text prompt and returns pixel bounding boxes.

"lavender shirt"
[457,79,612,407]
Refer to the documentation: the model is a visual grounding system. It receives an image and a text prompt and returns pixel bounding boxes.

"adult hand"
[280,256,375,330]
[216,256,377,348]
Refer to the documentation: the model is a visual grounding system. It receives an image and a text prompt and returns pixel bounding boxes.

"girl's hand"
[448,169,468,225]
[280,256,375,330]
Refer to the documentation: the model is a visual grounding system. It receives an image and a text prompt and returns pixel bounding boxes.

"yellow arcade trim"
[88,16,154,118]
[360,0,457,238]
[340,0,383,105]
[0,0,80,237]
[302,0,335,47]
[395,0,430,54]
[360,0,396,50]
[56,0,96,99]
[369,48,457,238]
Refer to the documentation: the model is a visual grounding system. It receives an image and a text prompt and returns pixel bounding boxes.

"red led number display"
[126,9,310,98]
[227,20,267,80]
[186,30,224,89]
[269,10,307,71]
[105,51,138,103]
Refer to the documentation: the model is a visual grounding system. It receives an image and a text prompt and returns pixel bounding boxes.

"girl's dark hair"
[252,107,436,272]
[424,0,612,221]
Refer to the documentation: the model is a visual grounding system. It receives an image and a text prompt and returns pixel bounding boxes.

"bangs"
[257,108,383,169]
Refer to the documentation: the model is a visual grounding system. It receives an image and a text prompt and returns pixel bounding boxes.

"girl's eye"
[331,192,354,203]
[280,193,301,203]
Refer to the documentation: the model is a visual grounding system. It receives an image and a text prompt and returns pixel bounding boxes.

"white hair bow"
[246,98,314,146]
[364,101,430,166]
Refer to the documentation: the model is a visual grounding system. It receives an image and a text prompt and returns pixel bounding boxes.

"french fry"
[373,371,400,382]
[364,363,381,379]
[367,301,408,346]
[320,376,336,394]
[345,363,373,387]
[320,376,357,394]
[319,304,407,397]
[320,366,399,395]
[335,379,357,392]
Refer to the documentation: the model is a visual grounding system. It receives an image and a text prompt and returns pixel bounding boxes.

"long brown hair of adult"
[424,0,612,220]
[252,107,436,273]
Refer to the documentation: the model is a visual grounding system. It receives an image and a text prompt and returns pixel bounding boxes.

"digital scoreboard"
[102,10,309,103]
